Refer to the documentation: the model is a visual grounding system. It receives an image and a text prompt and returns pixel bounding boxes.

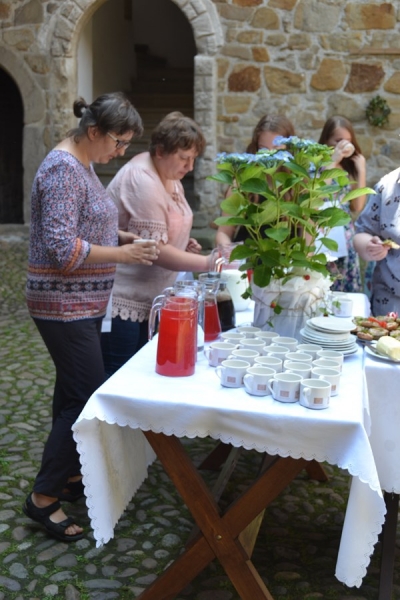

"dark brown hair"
[67,92,143,142]
[318,115,362,180]
[149,112,206,157]
[246,114,296,153]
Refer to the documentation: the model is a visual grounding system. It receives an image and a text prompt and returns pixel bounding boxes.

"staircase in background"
[94,53,215,249]
[95,48,194,192]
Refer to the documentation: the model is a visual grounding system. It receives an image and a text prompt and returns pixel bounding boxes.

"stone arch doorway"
[63,0,223,216]
[0,68,24,224]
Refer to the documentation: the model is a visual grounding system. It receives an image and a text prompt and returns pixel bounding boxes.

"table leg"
[197,440,233,470]
[305,459,329,482]
[378,492,399,600]
[140,431,308,600]
[199,441,329,482]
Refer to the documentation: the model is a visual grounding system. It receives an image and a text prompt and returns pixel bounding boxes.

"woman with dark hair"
[318,115,367,292]
[216,114,295,246]
[23,93,159,542]
[101,111,213,376]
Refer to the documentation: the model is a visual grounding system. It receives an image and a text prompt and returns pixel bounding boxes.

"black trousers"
[33,317,105,497]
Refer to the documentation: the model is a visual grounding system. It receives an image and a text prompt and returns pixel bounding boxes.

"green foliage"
[210,137,375,288]
[366,95,391,127]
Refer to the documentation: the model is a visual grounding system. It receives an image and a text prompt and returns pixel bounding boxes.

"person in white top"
[102,112,213,376]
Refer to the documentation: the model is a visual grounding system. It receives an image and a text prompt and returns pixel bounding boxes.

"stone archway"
[0,47,46,224]
[49,0,224,216]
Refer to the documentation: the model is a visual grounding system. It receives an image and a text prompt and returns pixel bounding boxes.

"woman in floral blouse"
[23,93,159,542]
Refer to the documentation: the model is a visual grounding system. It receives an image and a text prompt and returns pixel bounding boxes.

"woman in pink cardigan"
[102,112,213,376]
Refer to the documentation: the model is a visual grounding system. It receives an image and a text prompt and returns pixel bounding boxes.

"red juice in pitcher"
[156,297,197,377]
[204,299,221,342]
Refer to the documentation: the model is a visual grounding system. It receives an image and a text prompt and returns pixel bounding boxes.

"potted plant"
[210,136,374,336]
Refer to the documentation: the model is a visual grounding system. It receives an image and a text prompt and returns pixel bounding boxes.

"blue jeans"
[101,316,149,377]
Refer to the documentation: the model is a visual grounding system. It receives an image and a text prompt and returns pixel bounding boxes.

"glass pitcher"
[172,279,205,352]
[198,272,222,342]
[148,289,198,377]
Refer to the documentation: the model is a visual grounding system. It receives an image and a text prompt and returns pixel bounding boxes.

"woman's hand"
[351,152,366,176]
[118,240,160,265]
[332,140,355,165]
[118,231,140,245]
[366,236,390,261]
[354,233,390,262]
[186,238,202,254]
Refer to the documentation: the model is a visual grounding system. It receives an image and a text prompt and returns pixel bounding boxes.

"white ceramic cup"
[311,367,341,396]
[220,331,246,343]
[133,238,158,245]
[300,378,331,409]
[264,345,289,359]
[228,348,260,365]
[312,358,341,371]
[215,359,250,388]
[284,351,313,363]
[316,349,344,371]
[204,342,238,367]
[254,355,283,372]
[255,331,278,346]
[296,344,323,360]
[244,366,276,396]
[239,338,266,351]
[332,296,353,318]
[283,361,312,378]
[236,325,261,339]
[268,372,302,403]
[271,336,298,352]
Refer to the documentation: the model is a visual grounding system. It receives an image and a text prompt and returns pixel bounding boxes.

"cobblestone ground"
[0,228,399,600]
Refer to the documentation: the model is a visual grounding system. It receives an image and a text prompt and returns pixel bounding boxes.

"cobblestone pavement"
[0,227,399,600]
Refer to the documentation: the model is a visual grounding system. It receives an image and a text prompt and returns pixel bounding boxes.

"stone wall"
[0,0,399,226]
[214,0,400,196]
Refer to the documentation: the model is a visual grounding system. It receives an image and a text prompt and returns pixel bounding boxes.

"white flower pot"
[251,272,332,340]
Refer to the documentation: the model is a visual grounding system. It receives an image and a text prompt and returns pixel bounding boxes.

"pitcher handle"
[148,300,163,340]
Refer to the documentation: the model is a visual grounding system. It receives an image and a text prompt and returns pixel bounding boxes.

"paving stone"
[8,562,29,578]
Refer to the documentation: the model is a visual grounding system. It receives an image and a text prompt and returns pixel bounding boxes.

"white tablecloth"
[72,293,385,588]
[364,350,400,494]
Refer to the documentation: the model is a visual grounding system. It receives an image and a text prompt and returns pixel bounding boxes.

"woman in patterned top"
[318,116,367,292]
[354,168,400,315]
[23,93,159,542]
[102,112,213,376]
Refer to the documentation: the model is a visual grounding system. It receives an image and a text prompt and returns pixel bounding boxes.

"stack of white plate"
[300,316,358,355]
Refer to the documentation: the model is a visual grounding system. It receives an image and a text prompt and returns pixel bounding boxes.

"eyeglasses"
[107,132,132,150]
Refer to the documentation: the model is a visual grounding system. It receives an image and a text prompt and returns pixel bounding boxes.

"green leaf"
[220,191,245,215]
[265,227,290,242]
[238,164,265,182]
[341,187,376,203]
[230,245,255,260]
[317,167,348,181]
[208,171,233,184]
[239,178,270,195]
[253,264,272,287]
[253,202,279,225]
[285,161,309,177]
[319,237,339,251]
[214,216,251,226]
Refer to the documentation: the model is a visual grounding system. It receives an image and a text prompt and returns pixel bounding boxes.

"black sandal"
[22,493,84,543]
[58,479,85,503]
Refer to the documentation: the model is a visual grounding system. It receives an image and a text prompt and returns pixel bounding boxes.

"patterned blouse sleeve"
[37,160,91,272]
[110,166,169,244]
[354,183,383,237]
